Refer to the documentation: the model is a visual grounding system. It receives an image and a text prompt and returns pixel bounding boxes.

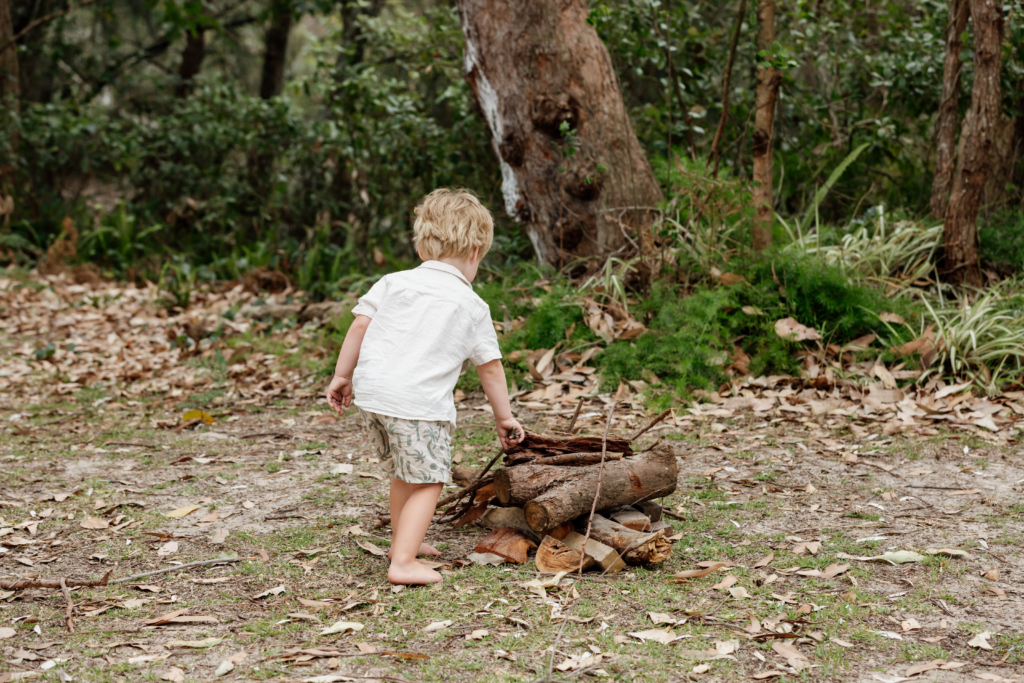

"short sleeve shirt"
[350,261,502,429]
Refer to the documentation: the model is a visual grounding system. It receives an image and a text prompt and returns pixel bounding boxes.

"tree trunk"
[751,0,780,251]
[259,0,292,99]
[176,28,206,98]
[0,0,18,109]
[929,0,970,220]
[457,0,664,266]
[942,0,1003,286]
[574,514,671,565]
[518,446,678,533]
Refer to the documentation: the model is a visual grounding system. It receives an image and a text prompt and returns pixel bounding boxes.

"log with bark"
[577,514,671,566]
[512,445,677,533]
[506,432,632,458]
[474,527,537,564]
[635,501,663,523]
[475,507,540,543]
[535,535,595,573]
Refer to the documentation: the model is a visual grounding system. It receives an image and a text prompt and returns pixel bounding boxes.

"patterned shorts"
[358,409,452,484]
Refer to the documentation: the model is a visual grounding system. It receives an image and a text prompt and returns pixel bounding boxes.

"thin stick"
[436,446,504,510]
[709,0,748,177]
[566,398,584,434]
[628,409,672,442]
[0,571,111,591]
[0,0,99,54]
[663,509,687,521]
[577,403,616,575]
[110,557,241,584]
[59,578,75,633]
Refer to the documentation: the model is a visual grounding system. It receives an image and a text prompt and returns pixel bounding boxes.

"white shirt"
[351,261,502,429]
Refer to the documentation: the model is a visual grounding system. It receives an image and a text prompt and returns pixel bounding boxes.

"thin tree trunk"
[259,0,292,99]
[710,0,747,177]
[929,0,970,220]
[942,0,1003,286]
[751,0,780,251]
[176,28,206,98]
[457,0,664,266]
[0,0,18,109]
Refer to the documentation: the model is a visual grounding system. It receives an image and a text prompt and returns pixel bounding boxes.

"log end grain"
[535,535,594,573]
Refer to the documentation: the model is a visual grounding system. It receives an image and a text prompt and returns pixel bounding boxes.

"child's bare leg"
[387,479,443,585]
[387,479,440,559]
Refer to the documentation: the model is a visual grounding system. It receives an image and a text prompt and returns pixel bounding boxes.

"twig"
[436,447,504,510]
[110,557,241,584]
[0,0,99,54]
[709,0,748,177]
[566,398,584,434]
[577,403,616,575]
[0,571,111,590]
[849,461,905,478]
[628,409,672,442]
[663,509,687,521]
[60,578,75,633]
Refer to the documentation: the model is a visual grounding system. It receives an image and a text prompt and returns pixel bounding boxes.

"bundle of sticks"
[440,418,678,574]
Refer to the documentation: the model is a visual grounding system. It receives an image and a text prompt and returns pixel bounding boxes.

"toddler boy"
[326,188,525,585]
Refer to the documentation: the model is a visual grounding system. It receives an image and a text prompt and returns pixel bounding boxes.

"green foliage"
[981,209,1024,273]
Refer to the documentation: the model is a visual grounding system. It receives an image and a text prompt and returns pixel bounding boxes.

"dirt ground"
[1,273,1023,683]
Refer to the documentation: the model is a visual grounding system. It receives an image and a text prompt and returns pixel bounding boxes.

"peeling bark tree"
[942,0,1003,286]
[259,0,292,99]
[751,0,781,251]
[176,28,206,98]
[929,0,970,220]
[457,0,663,266]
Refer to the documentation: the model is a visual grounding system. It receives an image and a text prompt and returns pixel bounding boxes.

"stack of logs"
[448,432,679,574]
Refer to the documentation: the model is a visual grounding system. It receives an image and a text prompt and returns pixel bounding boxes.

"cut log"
[635,501,663,523]
[475,508,540,543]
[452,465,483,487]
[474,483,495,504]
[452,501,489,529]
[548,521,573,541]
[535,535,595,573]
[609,507,652,532]
[562,530,625,574]
[520,445,678,532]
[474,528,537,564]
[576,515,671,566]
[506,432,633,457]
[649,520,672,534]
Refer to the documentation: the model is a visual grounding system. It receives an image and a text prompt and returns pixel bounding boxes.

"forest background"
[2,0,1024,400]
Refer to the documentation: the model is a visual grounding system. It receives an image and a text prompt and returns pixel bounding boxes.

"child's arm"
[476,359,525,450]
[326,315,372,415]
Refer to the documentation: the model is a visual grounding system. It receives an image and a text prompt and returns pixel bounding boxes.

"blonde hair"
[413,188,494,261]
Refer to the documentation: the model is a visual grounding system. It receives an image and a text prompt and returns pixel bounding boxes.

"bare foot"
[388,543,440,559]
[388,560,443,585]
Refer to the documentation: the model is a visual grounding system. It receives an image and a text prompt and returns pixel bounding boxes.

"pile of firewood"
[444,429,679,574]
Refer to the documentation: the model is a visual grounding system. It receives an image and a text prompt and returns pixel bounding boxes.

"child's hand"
[326,375,354,415]
[496,417,525,451]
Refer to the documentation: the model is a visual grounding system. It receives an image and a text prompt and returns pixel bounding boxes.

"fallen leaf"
[356,540,386,557]
[821,563,850,579]
[156,541,178,556]
[214,660,234,677]
[128,653,172,665]
[253,585,286,599]
[320,621,364,636]
[793,541,821,556]
[423,620,453,633]
[467,552,505,566]
[925,548,974,560]
[982,568,999,581]
[968,631,992,651]
[648,612,678,626]
[198,510,220,523]
[729,586,751,599]
[134,584,162,592]
[753,672,785,680]
[901,618,921,632]
[355,642,377,653]
[210,528,229,544]
[465,629,489,641]
[775,317,821,342]
[712,575,738,590]
[161,667,186,683]
[715,639,739,655]
[906,659,944,676]
[183,409,215,425]
[121,598,148,609]
[946,488,981,496]
[80,516,108,530]
[0,627,15,639]
[628,629,677,645]
[673,563,726,580]
[166,504,201,519]
[754,551,774,568]
[692,664,709,674]
[330,463,354,475]
[872,676,913,683]
[165,637,222,648]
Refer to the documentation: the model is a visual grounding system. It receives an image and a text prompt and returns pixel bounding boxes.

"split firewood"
[635,500,663,523]
[536,535,595,573]
[474,527,537,564]
[452,501,490,528]
[475,507,541,543]
[577,514,671,566]
[547,521,573,540]
[562,531,625,573]
[506,432,633,457]
[518,445,678,532]
[609,506,652,532]
[649,520,672,534]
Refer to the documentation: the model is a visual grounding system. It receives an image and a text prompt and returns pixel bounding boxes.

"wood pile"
[451,429,679,574]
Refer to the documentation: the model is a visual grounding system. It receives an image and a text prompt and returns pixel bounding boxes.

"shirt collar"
[418,260,472,287]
